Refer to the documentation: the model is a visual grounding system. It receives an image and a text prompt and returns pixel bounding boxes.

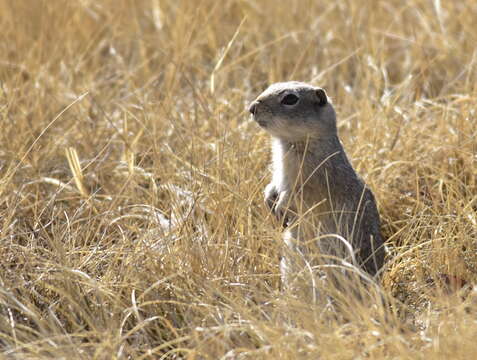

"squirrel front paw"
[264,184,293,227]
[264,183,279,212]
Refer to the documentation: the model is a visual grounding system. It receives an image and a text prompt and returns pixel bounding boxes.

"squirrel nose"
[248,100,260,115]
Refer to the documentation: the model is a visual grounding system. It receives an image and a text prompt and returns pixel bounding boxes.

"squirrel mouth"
[255,118,268,127]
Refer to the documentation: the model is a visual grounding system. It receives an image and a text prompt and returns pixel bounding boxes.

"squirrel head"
[249,81,337,142]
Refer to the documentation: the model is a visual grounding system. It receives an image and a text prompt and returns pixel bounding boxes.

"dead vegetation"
[0,0,476,358]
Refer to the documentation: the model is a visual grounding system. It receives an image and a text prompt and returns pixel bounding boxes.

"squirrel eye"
[281,94,299,106]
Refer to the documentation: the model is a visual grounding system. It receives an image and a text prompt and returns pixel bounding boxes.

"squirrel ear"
[315,88,328,106]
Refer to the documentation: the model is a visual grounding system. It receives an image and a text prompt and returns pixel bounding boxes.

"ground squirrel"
[249,81,384,286]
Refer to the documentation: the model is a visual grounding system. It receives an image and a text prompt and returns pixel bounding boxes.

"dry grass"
[1,0,477,358]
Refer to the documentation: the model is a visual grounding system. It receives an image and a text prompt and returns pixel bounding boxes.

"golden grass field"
[1,0,477,358]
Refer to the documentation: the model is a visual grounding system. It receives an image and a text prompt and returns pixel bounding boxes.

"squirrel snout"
[248,100,260,115]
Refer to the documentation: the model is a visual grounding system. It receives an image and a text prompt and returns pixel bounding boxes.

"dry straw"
[0,0,476,358]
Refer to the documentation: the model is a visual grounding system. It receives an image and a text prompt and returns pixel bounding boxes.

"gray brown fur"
[249,81,384,279]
